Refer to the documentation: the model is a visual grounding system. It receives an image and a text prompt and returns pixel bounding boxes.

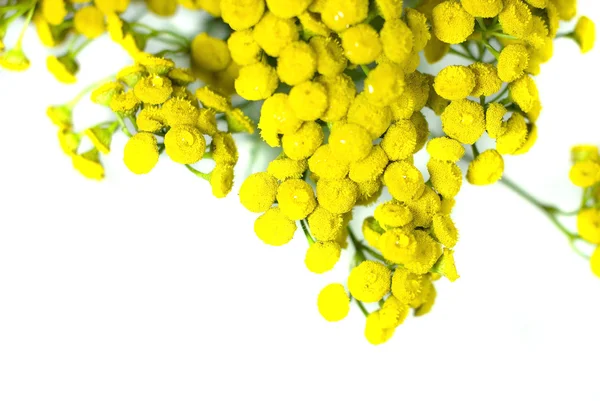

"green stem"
[355,299,369,317]
[471,143,480,158]
[300,219,315,245]
[489,85,509,103]
[489,32,517,40]
[71,38,93,57]
[347,227,367,264]
[482,41,500,59]
[67,76,115,108]
[360,64,370,76]
[476,18,487,33]
[449,47,477,62]
[185,164,210,180]
[115,113,133,137]
[13,1,36,50]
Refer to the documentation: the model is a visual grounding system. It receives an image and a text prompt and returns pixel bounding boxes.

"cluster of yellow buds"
[1,0,597,344]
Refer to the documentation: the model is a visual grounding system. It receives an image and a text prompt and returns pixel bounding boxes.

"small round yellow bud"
[432,213,459,248]
[123,132,159,174]
[434,65,476,100]
[498,44,529,82]
[577,208,600,244]
[374,201,413,228]
[276,179,317,220]
[469,62,502,97]
[254,207,297,246]
[288,81,328,121]
[316,178,359,214]
[509,74,539,113]
[321,0,369,32]
[315,74,356,122]
[235,63,279,101]
[349,145,389,183]
[282,122,324,161]
[305,241,342,274]
[308,207,343,242]
[570,161,600,188]
[346,93,393,140]
[427,159,463,199]
[317,283,350,322]
[191,33,231,72]
[239,172,279,213]
[277,41,317,86]
[574,16,595,54]
[133,75,173,105]
[467,149,504,185]
[340,24,382,65]
[348,261,391,303]
[460,0,503,17]
[426,137,465,162]
[380,18,414,65]
[498,0,533,39]
[221,0,265,31]
[441,99,485,145]
[383,161,425,202]
[432,1,475,44]
[329,122,373,163]
[308,144,350,180]
[381,119,418,161]
[309,36,347,77]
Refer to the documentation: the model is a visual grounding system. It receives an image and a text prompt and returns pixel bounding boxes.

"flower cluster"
[0,0,596,345]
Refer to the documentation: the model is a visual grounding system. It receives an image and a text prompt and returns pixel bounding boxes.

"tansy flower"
[136,54,175,75]
[123,132,159,174]
[571,145,600,163]
[346,93,393,139]
[109,91,141,114]
[146,0,178,16]
[164,125,206,164]
[309,36,348,77]
[570,161,600,188]
[92,81,124,105]
[364,62,405,107]
[316,178,359,214]
[380,18,414,65]
[95,0,131,14]
[211,132,239,166]
[497,44,529,82]
[427,159,463,199]
[486,102,508,138]
[308,206,344,242]
[378,296,409,329]
[235,62,279,101]
[509,74,539,113]
[268,157,307,181]
[460,0,503,17]
[133,75,173,104]
[374,201,413,228]
[210,163,235,198]
[381,119,418,161]
[305,242,342,274]
[317,283,350,322]
[577,208,600,244]
[552,0,576,21]
[315,73,356,122]
[135,106,165,132]
[72,149,104,180]
[435,247,460,281]
[383,161,425,202]
[239,172,279,213]
[74,6,106,39]
[254,207,297,246]
[427,137,465,162]
[362,217,384,248]
[0,48,30,72]
[467,149,504,185]
[191,33,231,72]
[498,0,533,38]
[252,12,299,57]
[349,145,389,183]
[328,122,372,163]
[512,123,538,155]
[84,123,118,154]
[434,65,476,100]
[266,0,312,18]
[46,55,79,84]
[574,16,595,54]
[161,97,199,127]
[404,230,442,274]
[374,0,403,20]
[364,310,396,345]
[432,1,475,44]
[406,8,431,51]
[281,122,324,161]
[196,86,231,112]
[414,281,437,316]
[441,99,485,144]
[405,186,442,227]
[391,269,428,305]
[117,65,146,87]
[348,260,391,303]
[356,179,384,206]
[227,30,262,66]
[221,0,265,31]
[320,0,369,32]
[469,62,503,97]
[308,144,350,179]
[42,0,67,25]
[288,81,328,122]
[341,23,382,65]
[225,108,256,134]
[276,41,317,86]
[298,11,332,37]
[57,129,81,156]
[47,104,73,129]
[496,112,528,154]
[276,179,316,220]
[258,93,302,146]
[432,213,459,248]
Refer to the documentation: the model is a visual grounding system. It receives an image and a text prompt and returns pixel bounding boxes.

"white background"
[1,4,600,400]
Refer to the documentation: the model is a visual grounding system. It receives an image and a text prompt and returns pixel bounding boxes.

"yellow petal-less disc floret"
[305,241,342,274]
[211,132,239,165]
[133,75,173,105]
[426,137,465,162]
[349,145,389,183]
[123,132,159,174]
[42,0,68,25]
[379,228,418,264]
[498,44,529,82]
[432,213,459,248]
[72,149,104,180]
[469,62,502,97]
[348,260,391,303]
[574,16,595,54]
[136,106,166,132]
[239,172,279,213]
[210,163,234,199]
[467,149,504,185]
[441,99,485,145]
[73,6,106,39]
[162,97,199,127]
[364,62,405,107]
[496,113,528,154]
[380,18,414,65]
[340,24,382,65]
[320,0,369,32]
[405,186,442,227]
[374,201,413,228]
[384,161,426,202]
[486,102,508,138]
[404,230,442,274]
[381,119,418,161]
[498,0,533,38]
[95,0,130,14]
[227,30,262,66]
[577,208,600,244]
[276,179,317,220]
[570,161,600,188]
[316,178,359,214]
[329,122,372,163]
[221,0,265,31]
[460,0,503,17]
[282,122,324,161]
[308,145,350,180]
[109,91,141,115]
[235,63,279,101]
[346,93,393,139]
[191,33,231,72]
[405,8,431,51]
[254,207,297,246]
[365,310,396,345]
[379,296,409,329]
[266,0,312,18]
[46,55,78,84]
[317,283,350,322]
[315,74,356,122]
[267,158,307,181]
[288,81,328,122]
[308,206,343,242]
[427,159,463,199]
[253,12,299,57]
[432,1,475,44]
[258,93,302,146]
[277,41,317,86]
[164,125,206,164]
[434,65,476,100]
[309,36,347,77]
[509,74,539,113]
[391,269,428,305]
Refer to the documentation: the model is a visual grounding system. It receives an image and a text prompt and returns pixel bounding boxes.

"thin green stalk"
[449,47,477,62]
[115,113,133,137]
[71,38,93,57]
[185,164,210,180]
[489,85,509,103]
[300,219,315,245]
[13,1,36,50]
[360,64,370,76]
[355,299,369,317]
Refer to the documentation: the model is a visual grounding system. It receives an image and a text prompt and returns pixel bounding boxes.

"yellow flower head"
[91,81,124,106]
[308,144,350,180]
[346,93,393,140]
[281,122,324,161]
[275,179,316,220]
[461,0,503,17]
[321,0,369,32]
[572,145,600,163]
[391,269,428,304]
[160,97,199,127]
[362,216,384,249]
[123,132,159,174]
[164,125,206,164]
[329,122,373,163]
[46,55,78,84]
[191,33,231,73]
[254,207,296,246]
[316,178,359,214]
[305,242,342,274]
[47,104,72,129]
[570,161,600,188]
[348,260,391,303]
[309,36,347,77]
[196,86,231,112]
[380,18,414,65]
[574,16,595,54]
[33,13,59,48]
[146,0,178,16]
[315,74,356,122]
[84,124,117,154]
[235,62,279,101]
[72,149,104,180]
[42,0,68,25]
[57,128,81,156]
[136,53,175,75]
[509,74,539,113]
[341,23,382,65]
[496,112,528,154]
[469,62,502,97]
[591,246,600,278]
[374,0,403,20]
[364,62,405,107]
[365,310,396,345]
[432,1,475,44]
[374,201,413,228]
[441,99,485,144]
[117,65,146,87]
[298,10,332,37]
[349,145,389,183]
[133,75,173,105]
[288,81,328,122]
[512,123,538,155]
[225,108,256,134]
[552,0,576,21]
[426,137,465,162]
[0,48,30,72]
[379,295,409,329]
[427,159,463,199]
[498,44,529,82]
[434,65,476,100]
[74,6,106,39]
[95,0,130,14]
[378,228,418,264]
[134,106,164,132]
[356,179,383,206]
[109,91,141,115]
[268,157,307,181]
[432,213,459,248]
[211,132,239,166]
[210,163,234,198]
[405,186,442,227]
[498,0,533,38]
[253,12,299,57]
[240,172,279,213]
[414,280,437,316]
[404,230,442,274]
[276,41,317,86]
[381,119,418,161]
[317,283,350,322]
[577,208,600,244]
[308,206,343,242]
[486,102,508,138]
[221,0,265,31]
[467,149,504,185]
[405,8,431,51]
[383,161,425,202]
[258,93,302,146]
[227,30,262,66]
[266,0,311,18]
